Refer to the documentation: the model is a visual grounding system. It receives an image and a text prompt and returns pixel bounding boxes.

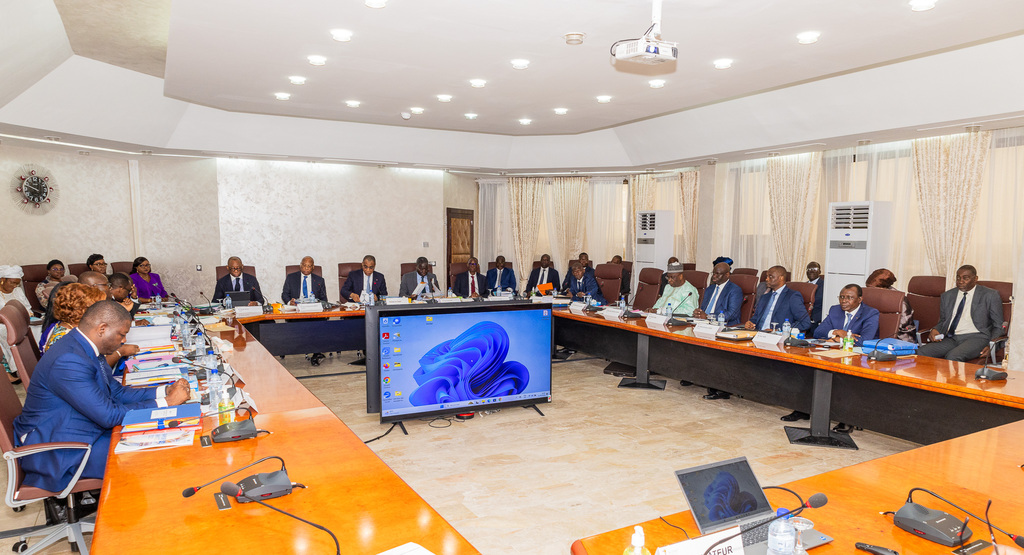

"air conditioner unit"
[822,201,892,307]
[634,210,675,294]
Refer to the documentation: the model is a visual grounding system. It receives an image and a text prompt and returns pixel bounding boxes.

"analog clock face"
[22,175,49,203]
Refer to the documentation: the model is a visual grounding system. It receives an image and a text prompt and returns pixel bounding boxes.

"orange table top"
[554,309,1024,410]
[572,419,1024,555]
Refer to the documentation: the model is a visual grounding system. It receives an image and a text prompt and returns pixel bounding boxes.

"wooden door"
[446,208,474,289]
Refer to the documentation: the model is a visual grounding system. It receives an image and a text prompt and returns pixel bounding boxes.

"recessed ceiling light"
[469,79,487,88]
[563,32,586,45]
[796,31,820,45]
[330,29,353,42]
[274,93,291,100]
[713,58,733,69]
[596,95,612,104]
[289,76,306,85]
[908,0,937,10]
[553,108,568,115]
[437,94,453,102]
[307,55,327,66]
[519,118,532,125]
[648,79,666,88]
[365,0,386,7]
[465,113,478,120]
[510,59,530,70]
[410,107,424,114]
[345,100,361,108]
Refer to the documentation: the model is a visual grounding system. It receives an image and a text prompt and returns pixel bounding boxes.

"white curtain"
[767,151,822,275]
[549,176,589,279]
[712,159,773,271]
[477,179,514,266]
[507,177,544,291]
[586,177,629,270]
[678,170,700,264]
[627,174,658,262]
[912,131,992,288]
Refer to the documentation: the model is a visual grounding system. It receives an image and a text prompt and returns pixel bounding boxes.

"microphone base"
[785,425,858,450]
[975,366,1008,381]
[894,502,972,546]
[211,419,258,443]
[235,470,293,503]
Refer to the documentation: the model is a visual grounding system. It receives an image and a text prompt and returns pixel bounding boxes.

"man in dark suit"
[745,265,811,332]
[806,261,825,326]
[525,254,560,295]
[341,255,388,302]
[693,262,743,326]
[813,284,880,346]
[453,257,488,298]
[610,255,631,297]
[485,256,517,294]
[567,262,605,304]
[918,265,1004,362]
[282,256,327,305]
[13,302,190,491]
[399,257,441,298]
[212,256,263,305]
[562,252,595,293]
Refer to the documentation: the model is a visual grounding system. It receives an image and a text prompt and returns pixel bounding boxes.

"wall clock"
[11,164,59,214]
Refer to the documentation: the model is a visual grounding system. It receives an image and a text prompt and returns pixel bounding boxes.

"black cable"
[364,422,398,444]
[426,416,453,428]
[659,516,691,538]
[246,496,340,555]
[764,485,805,509]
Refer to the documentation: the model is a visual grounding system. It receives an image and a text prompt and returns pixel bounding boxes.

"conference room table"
[89,318,479,554]
[553,309,1024,446]
[234,306,367,357]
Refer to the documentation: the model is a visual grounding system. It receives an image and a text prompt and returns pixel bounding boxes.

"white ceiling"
[69,0,1024,136]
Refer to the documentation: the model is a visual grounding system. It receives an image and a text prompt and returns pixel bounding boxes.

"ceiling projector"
[613,38,678,64]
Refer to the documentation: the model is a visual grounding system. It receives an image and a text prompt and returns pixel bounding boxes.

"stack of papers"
[121,404,203,436]
[124,362,188,386]
[126,324,174,353]
[114,429,196,454]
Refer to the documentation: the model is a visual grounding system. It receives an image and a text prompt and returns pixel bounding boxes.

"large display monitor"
[371,303,552,423]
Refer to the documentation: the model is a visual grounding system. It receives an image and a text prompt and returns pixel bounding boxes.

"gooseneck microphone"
[181,455,286,498]
[894,487,1024,548]
[198,290,214,307]
[219,482,340,555]
[701,492,828,555]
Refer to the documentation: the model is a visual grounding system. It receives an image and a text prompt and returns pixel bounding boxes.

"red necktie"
[471,274,477,295]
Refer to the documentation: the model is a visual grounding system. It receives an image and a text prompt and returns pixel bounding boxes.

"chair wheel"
[12,506,24,512]
[12,540,27,553]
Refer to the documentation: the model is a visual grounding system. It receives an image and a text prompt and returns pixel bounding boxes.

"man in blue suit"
[813,284,880,347]
[341,255,388,302]
[745,265,811,332]
[212,256,264,305]
[525,254,560,295]
[281,256,328,305]
[567,262,605,304]
[486,256,517,294]
[13,302,190,491]
[693,262,743,326]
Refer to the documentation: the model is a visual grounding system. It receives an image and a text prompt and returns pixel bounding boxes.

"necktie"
[234,277,241,291]
[365,275,371,297]
[496,269,501,288]
[707,285,721,313]
[471,274,477,296]
[302,276,309,298]
[843,312,852,331]
[759,291,779,330]
[947,291,968,337]
[540,268,547,286]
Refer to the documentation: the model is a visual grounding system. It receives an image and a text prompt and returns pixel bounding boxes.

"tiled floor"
[0,351,920,554]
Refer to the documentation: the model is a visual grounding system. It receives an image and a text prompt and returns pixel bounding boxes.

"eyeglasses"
[93,262,108,267]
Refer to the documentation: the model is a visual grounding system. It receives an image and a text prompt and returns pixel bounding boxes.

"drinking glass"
[791,516,814,555]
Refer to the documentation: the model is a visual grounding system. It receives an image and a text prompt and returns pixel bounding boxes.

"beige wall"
[216,160,445,302]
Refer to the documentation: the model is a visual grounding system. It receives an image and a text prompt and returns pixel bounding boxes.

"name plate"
[568,302,588,314]
[600,307,623,319]
[753,333,782,346]
[384,297,409,305]
[654,526,743,555]
[645,313,669,326]
[693,322,723,335]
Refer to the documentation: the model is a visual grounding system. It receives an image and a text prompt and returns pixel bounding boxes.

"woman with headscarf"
[35,259,78,308]
[0,265,33,383]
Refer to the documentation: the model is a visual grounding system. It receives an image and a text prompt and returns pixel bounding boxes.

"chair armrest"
[917,328,934,344]
[989,335,1009,365]
[6,442,91,458]
[4,442,93,503]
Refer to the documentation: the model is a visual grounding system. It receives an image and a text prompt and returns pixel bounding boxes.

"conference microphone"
[205,405,268,443]
[219,482,340,555]
[701,493,828,555]
[894,487,1024,547]
[182,455,287,498]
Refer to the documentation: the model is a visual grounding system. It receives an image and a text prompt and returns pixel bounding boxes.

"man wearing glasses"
[78,271,112,300]
[453,257,488,299]
[341,255,387,303]
[212,257,264,305]
[813,284,879,346]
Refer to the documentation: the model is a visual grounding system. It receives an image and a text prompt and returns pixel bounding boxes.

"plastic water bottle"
[623,525,652,555]
[665,302,673,316]
[717,312,726,326]
[766,511,796,554]
[619,295,626,310]
[781,319,791,337]
[207,367,221,397]
[217,388,235,426]
[447,287,454,299]
[224,294,232,309]
[193,331,205,356]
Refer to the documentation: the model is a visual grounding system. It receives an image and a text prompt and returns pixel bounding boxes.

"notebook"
[674,457,833,554]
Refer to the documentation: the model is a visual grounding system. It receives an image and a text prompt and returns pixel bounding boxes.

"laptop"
[226,291,252,305]
[674,457,833,554]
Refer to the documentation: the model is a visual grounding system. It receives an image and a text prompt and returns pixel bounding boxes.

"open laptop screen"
[674,456,773,535]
